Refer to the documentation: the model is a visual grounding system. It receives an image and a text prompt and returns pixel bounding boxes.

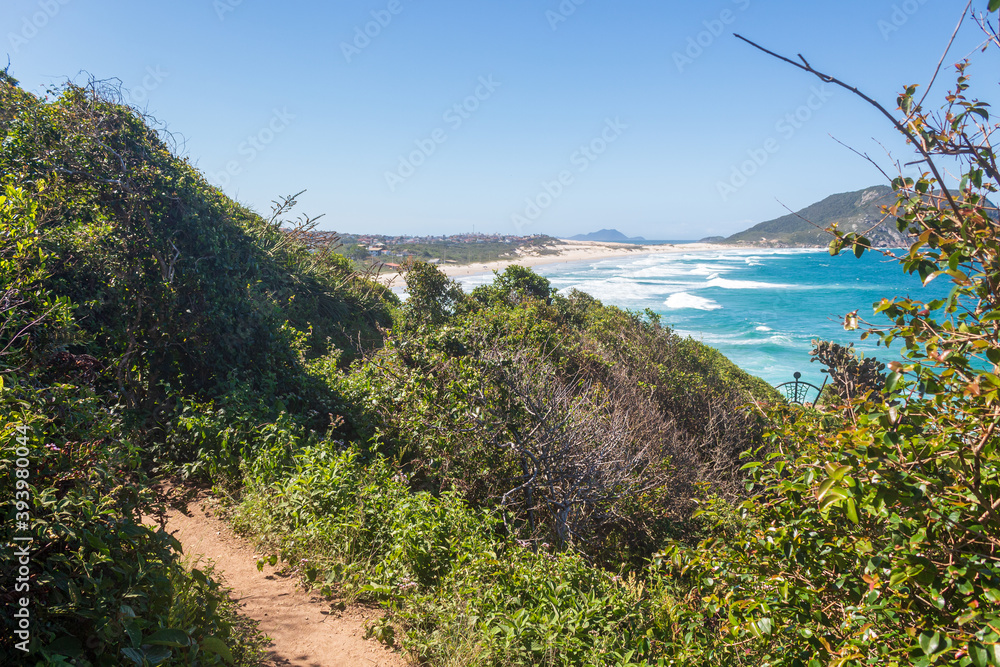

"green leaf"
[144,645,173,665]
[145,629,191,648]
[920,631,941,656]
[989,348,1000,365]
[817,478,836,501]
[819,490,846,511]
[67,580,82,605]
[121,648,145,666]
[825,464,852,481]
[968,641,990,667]
[125,621,142,649]
[200,637,235,664]
[886,371,904,392]
[989,0,999,12]
[845,498,859,524]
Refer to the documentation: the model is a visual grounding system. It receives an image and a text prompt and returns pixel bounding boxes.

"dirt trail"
[148,489,407,667]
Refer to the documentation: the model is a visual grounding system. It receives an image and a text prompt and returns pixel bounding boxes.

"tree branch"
[733,33,965,222]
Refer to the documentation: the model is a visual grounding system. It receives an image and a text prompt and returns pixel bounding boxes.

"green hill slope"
[0,73,396,663]
[722,185,903,246]
[1,73,779,665]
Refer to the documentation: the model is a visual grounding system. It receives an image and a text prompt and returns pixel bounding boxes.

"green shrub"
[401,260,466,327]
[232,438,678,666]
[343,273,778,566]
[656,10,1000,664]
[471,265,555,307]
[0,75,394,421]
[233,440,488,597]
[0,377,255,665]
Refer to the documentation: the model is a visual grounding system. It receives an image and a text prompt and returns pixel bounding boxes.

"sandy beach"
[378,240,731,291]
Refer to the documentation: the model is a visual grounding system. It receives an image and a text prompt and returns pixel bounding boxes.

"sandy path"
[147,490,407,667]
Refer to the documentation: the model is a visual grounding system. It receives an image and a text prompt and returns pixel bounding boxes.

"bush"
[0,378,258,665]
[471,265,555,307]
[0,75,394,419]
[658,7,1000,664]
[232,439,678,666]
[810,339,886,403]
[338,269,779,570]
[401,260,466,327]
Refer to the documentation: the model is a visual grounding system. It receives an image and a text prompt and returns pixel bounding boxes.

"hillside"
[720,185,904,246]
[569,228,647,242]
[0,75,780,665]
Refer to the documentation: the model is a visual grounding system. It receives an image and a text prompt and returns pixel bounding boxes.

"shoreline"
[376,240,741,291]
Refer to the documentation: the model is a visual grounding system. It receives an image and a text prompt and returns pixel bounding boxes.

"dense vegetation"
[3,3,999,665]
[0,70,776,665]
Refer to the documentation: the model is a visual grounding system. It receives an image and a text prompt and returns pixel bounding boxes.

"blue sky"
[3,0,997,239]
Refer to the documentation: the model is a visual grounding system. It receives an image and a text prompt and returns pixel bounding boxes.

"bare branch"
[733,33,965,222]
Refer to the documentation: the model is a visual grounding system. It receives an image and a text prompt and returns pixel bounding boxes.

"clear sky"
[3,0,997,239]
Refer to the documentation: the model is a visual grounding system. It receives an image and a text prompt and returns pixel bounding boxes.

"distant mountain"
[569,229,647,242]
[720,185,908,247]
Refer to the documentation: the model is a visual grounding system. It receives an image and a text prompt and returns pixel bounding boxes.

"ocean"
[457,247,948,389]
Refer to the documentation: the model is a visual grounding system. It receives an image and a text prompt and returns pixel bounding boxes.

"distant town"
[344,232,552,251]
[284,230,564,268]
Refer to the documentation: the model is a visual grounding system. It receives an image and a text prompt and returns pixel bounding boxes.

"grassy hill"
[721,185,903,246]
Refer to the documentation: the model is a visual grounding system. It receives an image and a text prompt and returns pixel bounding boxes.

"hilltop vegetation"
[0,70,395,665]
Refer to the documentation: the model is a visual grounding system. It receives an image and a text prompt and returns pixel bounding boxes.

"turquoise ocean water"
[458,247,948,389]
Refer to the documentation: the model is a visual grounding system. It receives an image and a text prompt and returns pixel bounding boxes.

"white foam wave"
[691,332,800,348]
[560,277,667,302]
[755,325,772,332]
[687,264,730,276]
[627,265,697,279]
[664,292,722,311]
[705,277,794,290]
